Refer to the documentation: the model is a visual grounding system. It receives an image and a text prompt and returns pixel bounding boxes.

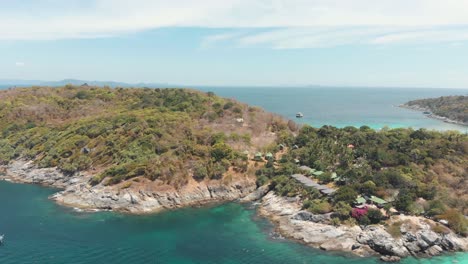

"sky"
[1,0,468,88]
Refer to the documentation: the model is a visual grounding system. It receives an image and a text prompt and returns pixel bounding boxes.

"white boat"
[0,234,4,245]
[296,112,304,118]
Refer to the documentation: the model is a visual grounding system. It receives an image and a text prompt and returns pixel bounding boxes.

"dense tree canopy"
[256,124,467,234]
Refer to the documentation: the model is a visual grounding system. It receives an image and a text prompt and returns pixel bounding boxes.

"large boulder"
[419,230,440,246]
[425,245,443,256]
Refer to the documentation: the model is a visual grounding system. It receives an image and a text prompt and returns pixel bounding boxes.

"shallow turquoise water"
[198,87,467,131]
[0,181,466,264]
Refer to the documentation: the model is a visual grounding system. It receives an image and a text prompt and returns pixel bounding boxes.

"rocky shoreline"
[0,159,257,213]
[2,159,467,261]
[258,192,468,262]
[399,104,467,126]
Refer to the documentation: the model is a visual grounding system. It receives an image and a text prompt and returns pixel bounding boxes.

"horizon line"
[1,78,467,90]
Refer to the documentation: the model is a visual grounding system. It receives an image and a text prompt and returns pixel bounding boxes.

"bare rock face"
[357,226,410,257]
[390,215,468,257]
[1,159,257,213]
[292,211,332,223]
[240,184,270,202]
[2,160,81,188]
[440,233,468,251]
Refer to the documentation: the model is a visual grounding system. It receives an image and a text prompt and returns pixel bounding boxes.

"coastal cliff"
[259,192,468,261]
[1,159,257,213]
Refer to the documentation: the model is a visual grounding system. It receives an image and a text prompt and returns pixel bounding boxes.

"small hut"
[354,196,366,206]
[369,195,387,207]
[312,170,324,177]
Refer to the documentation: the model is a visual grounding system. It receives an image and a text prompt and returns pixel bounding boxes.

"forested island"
[401,95,467,126]
[0,85,466,261]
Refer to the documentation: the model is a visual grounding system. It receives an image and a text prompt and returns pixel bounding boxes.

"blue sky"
[1,0,468,88]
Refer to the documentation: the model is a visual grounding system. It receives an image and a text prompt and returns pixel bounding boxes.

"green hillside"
[0,85,290,187]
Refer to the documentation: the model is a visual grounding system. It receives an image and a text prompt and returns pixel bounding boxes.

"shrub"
[333,186,358,205]
[367,209,383,224]
[333,201,352,220]
[427,200,446,216]
[256,175,269,187]
[438,209,468,235]
[351,207,368,219]
[360,180,376,195]
[210,162,226,179]
[223,102,234,110]
[308,200,332,214]
[232,107,242,114]
[330,217,341,226]
[395,188,415,212]
[75,90,91,99]
[317,172,333,184]
[211,143,233,162]
[193,164,208,181]
[358,215,371,225]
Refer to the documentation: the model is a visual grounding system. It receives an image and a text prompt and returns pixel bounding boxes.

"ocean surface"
[0,181,466,264]
[197,87,467,131]
[1,86,467,263]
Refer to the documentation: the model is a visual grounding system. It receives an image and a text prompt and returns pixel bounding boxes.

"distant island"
[0,85,466,261]
[401,95,468,126]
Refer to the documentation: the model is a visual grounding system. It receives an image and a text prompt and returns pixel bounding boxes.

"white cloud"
[223,26,468,49]
[200,31,248,48]
[15,62,25,67]
[2,0,468,48]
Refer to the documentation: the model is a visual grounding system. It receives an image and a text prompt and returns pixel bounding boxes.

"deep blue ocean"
[0,86,467,263]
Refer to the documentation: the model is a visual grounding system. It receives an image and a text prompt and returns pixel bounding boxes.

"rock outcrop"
[1,160,257,213]
[357,226,409,257]
[240,184,270,202]
[259,191,468,260]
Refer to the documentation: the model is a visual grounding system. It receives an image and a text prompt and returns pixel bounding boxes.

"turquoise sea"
[0,181,466,264]
[0,86,467,263]
[198,87,467,131]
